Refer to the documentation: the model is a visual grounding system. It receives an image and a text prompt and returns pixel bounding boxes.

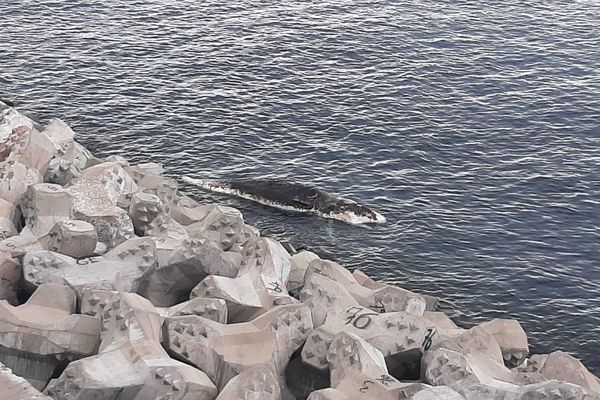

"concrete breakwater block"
[46,290,218,400]
[215,364,282,400]
[0,284,101,390]
[0,219,97,260]
[0,106,598,399]
[164,303,312,390]
[67,161,137,248]
[305,331,463,400]
[1,361,53,400]
[23,237,157,297]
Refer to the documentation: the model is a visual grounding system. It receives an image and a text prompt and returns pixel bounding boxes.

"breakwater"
[1,102,599,399]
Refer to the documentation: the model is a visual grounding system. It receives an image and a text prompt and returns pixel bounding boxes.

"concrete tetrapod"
[42,220,98,258]
[423,326,518,389]
[307,331,463,400]
[238,236,292,284]
[40,119,81,186]
[0,197,18,240]
[178,203,262,254]
[45,290,218,400]
[0,119,60,206]
[23,237,157,297]
[164,303,312,390]
[1,362,53,400]
[0,284,100,390]
[479,318,529,368]
[8,127,55,175]
[135,173,179,213]
[125,162,164,183]
[0,219,97,259]
[423,326,599,399]
[124,162,182,215]
[518,380,600,400]
[67,161,137,247]
[182,204,246,251]
[0,107,36,154]
[352,269,439,311]
[20,183,74,236]
[190,274,270,323]
[299,273,438,373]
[0,157,43,205]
[215,364,282,400]
[306,259,429,316]
[169,202,258,250]
[140,213,242,307]
[287,250,320,294]
[515,351,600,395]
[190,237,295,323]
[158,297,228,324]
[422,311,465,339]
[0,254,20,305]
[129,192,166,236]
[145,214,190,262]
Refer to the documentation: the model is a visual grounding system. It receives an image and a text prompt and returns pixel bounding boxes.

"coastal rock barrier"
[0,101,598,400]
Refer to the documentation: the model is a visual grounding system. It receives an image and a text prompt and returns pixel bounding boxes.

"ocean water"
[1,0,599,373]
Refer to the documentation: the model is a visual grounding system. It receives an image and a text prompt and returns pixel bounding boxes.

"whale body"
[183,177,386,225]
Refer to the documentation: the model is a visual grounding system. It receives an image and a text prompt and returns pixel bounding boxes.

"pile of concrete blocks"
[1,102,599,399]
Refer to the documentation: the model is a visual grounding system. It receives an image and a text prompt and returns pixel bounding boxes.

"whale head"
[324,198,387,224]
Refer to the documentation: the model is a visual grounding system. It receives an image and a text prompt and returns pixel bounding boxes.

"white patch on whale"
[182,177,387,225]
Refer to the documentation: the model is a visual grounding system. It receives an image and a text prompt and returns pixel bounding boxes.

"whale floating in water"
[183,177,387,225]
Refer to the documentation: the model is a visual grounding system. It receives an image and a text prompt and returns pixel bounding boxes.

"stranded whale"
[183,177,387,224]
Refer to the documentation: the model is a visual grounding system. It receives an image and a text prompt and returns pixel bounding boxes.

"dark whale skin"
[225,180,330,211]
[203,179,386,224]
[182,176,386,223]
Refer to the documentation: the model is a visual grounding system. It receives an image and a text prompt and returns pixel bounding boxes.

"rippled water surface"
[1,0,599,372]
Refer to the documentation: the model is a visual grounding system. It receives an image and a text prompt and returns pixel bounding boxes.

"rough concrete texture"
[215,364,282,400]
[67,162,137,247]
[139,212,243,307]
[0,254,21,305]
[305,332,462,400]
[479,318,529,367]
[0,284,100,389]
[190,236,296,323]
[0,219,97,259]
[159,297,228,323]
[306,259,428,316]
[45,290,217,400]
[23,237,157,296]
[183,204,246,251]
[0,107,597,400]
[515,351,600,394]
[287,250,320,293]
[1,362,53,400]
[164,303,312,389]
[0,197,18,240]
[41,119,81,186]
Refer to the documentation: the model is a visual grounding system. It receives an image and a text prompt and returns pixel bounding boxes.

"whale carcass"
[183,178,386,225]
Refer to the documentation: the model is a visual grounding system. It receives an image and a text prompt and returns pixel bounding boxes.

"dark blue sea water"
[1,0,599,373]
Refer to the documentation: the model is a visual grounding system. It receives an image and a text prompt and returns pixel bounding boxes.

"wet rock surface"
[0,104,598,399]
